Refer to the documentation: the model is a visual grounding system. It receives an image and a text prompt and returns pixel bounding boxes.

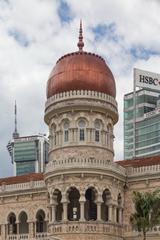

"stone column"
[57,132,59,146]
[61,193,68,222]
[101,131,105,145]
[96,194,103,221]
[86,128,89,142]
[80,202,85,221]
[62,202,68,221]
[111,134,113,149]
[108,204,112,222]
[97,202,102,221]
[29,222,34,238]
[113,205,117,223]
[59,131,62,146]
[75,129,78,143]
[79,194,85,221]
[72,129,75,142]
[48,206,52,223]
[118,207,123,224]
[73,128,76,142]
[1,224,6,239]
[90,129,93,142]
[16,222,19,235]
[68,129,71,142]
[51,204,56,223]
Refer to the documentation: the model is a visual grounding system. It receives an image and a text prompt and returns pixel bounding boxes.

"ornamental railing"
[7,234,29,240]
[6,233,49,240]
[45,90,117,109]
[48,221,123,237]
[0,180,46,194]
[126,164,160,177]
[45,157,126,176]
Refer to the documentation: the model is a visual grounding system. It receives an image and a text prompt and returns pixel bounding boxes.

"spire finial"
[13,100,19,139]
[77,19,84,52]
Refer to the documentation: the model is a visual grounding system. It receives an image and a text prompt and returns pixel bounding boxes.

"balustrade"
[5,233,49,240]
[7,234,29,240]
[46,157,126,176]
[45,90,117,110]
[127,164,160,176]
[0,180,45,194]
[49,222,123,236]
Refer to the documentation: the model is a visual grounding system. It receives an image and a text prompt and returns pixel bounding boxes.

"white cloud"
[1,0,160,177]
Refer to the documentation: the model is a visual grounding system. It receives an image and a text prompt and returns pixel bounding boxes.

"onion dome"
[47,21,116,98]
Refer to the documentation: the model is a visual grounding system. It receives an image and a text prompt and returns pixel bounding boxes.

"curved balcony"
[45,157,126,178]
[45,90,118,125]
[48,221,123,238]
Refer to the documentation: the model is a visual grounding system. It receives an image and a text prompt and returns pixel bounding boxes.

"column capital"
[61,193,68,203]
[61,200,69,204]
[96,194,103,203]
[79,196,85,202]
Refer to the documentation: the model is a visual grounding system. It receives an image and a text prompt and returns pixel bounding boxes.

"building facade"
[124,89,160,159]
[0,23,160,240]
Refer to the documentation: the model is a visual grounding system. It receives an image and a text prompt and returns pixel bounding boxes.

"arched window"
[94,120,101,142]
[67,187,80,221]
[8,213,17,235]
[78,119,86,141]
[63,121,69,142]
[36,210,46,233]
[19,211,28,234]
[84,187,97,221]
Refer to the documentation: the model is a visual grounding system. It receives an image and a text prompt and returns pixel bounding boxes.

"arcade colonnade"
[48,186,123,224]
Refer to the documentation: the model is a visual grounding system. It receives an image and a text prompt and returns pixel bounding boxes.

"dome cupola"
[47,21,116,98]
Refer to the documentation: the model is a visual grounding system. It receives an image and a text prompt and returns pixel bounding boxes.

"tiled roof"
[0,173,44,186]
[117,155,160,168]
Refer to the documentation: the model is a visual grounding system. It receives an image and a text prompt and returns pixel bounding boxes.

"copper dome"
[47,22,116,99]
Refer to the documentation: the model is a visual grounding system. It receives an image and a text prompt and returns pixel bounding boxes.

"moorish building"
[0,22,160,240]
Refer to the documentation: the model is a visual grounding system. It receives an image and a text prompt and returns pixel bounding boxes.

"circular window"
[78,119,86,128]
[94,120,101,129]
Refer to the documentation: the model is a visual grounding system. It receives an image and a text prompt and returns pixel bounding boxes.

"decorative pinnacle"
[77,20,84,52]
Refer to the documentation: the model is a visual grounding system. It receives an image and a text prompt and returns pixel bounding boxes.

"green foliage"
[130,190,160,240]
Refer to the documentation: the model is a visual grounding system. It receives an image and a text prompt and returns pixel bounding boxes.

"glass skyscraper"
[7,135,49,176]
[124,89,160,159]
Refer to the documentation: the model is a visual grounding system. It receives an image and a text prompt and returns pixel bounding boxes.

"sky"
[1,0,160,177]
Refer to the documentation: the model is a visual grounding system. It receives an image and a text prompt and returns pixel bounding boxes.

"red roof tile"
[0,173,44,186]
[117,155,160,168]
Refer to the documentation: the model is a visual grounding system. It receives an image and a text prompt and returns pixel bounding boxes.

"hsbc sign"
[134,68,160,91]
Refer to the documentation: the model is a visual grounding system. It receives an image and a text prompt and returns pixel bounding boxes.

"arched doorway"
[67,187,80,221]
[85,187,97,221]
[19,211,28,234]
[8,212,17,234]
[36,210,46,233]
[53,189,63,222]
